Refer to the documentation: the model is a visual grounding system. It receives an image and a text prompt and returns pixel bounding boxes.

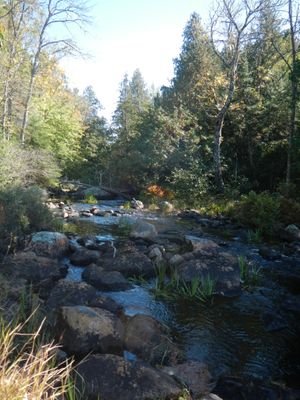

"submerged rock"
[76,354,182,400]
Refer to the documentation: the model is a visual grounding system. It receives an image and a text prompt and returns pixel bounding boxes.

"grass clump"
[153,263,215,303]
[238,256,262,288]
[84,194,97,204]
[0,316,74,400]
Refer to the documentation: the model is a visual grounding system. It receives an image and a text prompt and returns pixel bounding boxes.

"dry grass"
[0,315,74,400]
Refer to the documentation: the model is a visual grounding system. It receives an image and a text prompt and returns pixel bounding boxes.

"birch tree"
[210,0,263,191]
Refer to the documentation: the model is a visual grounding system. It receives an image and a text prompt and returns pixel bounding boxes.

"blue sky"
[60,0,211,121]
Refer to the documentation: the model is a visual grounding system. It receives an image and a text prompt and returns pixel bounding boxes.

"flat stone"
[82,264,132,291]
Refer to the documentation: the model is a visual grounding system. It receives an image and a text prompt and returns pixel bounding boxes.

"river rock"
[82,264,132,291]
[130,220,157,240]
[76,354,182,400]
[28,231,69,258]
[131,198,144,209]
[89,295,124,314]
[177,250,241,297]
[69,248,101,266]
[46,280,97,310]
[185,235,219,252]
[124,314,180,365]
[283,224,300,242]
[163,361,215,397]
[100,249,155,278]
[6,251,66,289]
[159,201,174,213]
[56,306,124,356]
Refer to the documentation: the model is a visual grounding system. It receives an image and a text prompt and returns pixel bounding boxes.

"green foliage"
[0,141,60,189]
[238,256,262,288]
[0,186,58,252]
[153,264,215,303]
[247,229,263,244]
[236,191,281,234]
[84,194,97,204]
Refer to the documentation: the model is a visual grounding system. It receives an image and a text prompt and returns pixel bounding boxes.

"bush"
[235,191,281,234]
[279,197,300,225]
[167,166,208,207]
[0,186,58,253]
[0,141,60,189]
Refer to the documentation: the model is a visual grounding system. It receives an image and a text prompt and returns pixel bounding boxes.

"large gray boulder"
[56,306,124,356]
[130,220,157,240]
[82,264,132,291]
[185,235,219,252]
[76,354,182,400]
[28,231,69,258]
[124,314,180,365]
[177,250,241,297]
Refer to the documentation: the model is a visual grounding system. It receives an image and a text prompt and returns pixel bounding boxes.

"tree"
[210,0,263,191]
[19,0,89,144]
[271,0,299,185]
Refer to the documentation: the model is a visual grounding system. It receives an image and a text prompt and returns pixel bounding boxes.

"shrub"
[279,197,300,225]
[235,191,281,234]
[0,186,58,253]
[0,141,60,189]
[167,166,208,207]
[84,194,97,204]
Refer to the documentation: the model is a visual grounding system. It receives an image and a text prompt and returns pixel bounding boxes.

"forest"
[0,0,299,399]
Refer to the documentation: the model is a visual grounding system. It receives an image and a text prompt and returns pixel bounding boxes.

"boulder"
[159,201,174,213]
[130,220,157,240]
[76,354,182,400]
[163,361,215,397]
[185,235,219,252]
[69,248,101,266]
[283,224,300,242]
[82,264,132,291]
[100,250,155,278]
[7,251,66,289]
[130,198,144,209]
[28,231,69,258]
[177,250,241,297]
[124,314,180,365]
[46,280,97,310]
[56,306,124,356]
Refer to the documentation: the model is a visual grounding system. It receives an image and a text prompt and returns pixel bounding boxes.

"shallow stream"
[62,200,300,389]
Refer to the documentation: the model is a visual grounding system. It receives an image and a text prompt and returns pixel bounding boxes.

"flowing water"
[63,200,300,389]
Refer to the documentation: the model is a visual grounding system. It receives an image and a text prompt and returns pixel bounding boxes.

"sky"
[60,0,211,122]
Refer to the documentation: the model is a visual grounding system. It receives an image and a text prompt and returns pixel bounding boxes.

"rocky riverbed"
[2,199,300,400]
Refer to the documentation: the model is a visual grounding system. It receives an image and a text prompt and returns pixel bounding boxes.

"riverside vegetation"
[0,0,300,399]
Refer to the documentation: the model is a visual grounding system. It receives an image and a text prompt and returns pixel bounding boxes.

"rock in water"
[130,220,157,240]
[76,354,182,400]
[55,306,124,356]
[28,231,69,258]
